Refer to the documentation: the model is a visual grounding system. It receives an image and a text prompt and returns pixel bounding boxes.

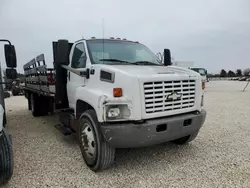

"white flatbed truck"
[23,37,206,171]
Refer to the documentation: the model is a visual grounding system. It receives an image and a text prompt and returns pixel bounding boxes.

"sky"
[0,0,250,73]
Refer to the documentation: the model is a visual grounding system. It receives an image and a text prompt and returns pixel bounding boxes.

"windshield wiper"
[99,58,132,64]
[99,59,161,66]
[132,61,161,66]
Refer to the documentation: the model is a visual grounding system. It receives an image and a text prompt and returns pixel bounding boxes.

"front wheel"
[0,128,14,185]
[78,109,115,171]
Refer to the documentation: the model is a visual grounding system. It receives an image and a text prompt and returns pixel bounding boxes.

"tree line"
[208,68,250,78]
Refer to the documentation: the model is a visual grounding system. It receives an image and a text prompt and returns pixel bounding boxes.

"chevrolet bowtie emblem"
[166,92,182,101]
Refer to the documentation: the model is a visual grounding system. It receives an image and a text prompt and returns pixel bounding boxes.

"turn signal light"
[202,82,205,89]
[113,88,123,97]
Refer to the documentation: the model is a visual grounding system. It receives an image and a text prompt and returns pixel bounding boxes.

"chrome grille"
[143,80,196,113]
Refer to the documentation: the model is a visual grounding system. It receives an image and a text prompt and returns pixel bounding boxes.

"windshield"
[191,68,206,76]
[86,39,160,65]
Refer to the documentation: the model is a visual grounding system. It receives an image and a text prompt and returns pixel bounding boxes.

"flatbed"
[23,54,55,97]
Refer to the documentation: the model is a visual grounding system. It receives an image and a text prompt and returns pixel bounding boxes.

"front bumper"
[100,109,206,148]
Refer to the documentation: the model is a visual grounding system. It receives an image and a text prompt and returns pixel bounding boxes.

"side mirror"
[4,44,17,68]
[5,68,17,79]
[55,39,70,65]
[163,49,171,66]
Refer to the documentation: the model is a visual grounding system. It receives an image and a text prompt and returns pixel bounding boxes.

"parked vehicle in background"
[172,61,194,69]
[0,39,17,185]
[171,61,207,89]
[23,37,206,171]
[239,77,247,81]
[189,67,208,83]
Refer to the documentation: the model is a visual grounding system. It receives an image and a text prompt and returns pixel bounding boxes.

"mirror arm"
[61,65,90,79]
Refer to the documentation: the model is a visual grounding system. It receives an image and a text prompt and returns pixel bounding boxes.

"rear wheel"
[30,94,41,117]
[78,109,115,171]
[0,128,13,185]
[30,94,52,117]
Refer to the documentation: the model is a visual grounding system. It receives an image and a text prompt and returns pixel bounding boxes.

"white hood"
[93,64,200,79]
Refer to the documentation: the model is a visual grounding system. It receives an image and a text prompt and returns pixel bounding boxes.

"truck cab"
[65,39,205,121]
[24,37,207,171]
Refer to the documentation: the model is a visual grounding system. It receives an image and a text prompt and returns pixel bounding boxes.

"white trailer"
[172,61,195,69]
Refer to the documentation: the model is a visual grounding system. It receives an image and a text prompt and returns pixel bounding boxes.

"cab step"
[55,124,73,136]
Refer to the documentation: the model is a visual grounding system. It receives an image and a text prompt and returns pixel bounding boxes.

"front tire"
[78,109,115,171]
[0,128,14,185]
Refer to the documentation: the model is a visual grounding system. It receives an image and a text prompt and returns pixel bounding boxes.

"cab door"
[67,42,87,108]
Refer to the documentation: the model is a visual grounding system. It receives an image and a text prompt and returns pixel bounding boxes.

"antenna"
[102,18,105,61]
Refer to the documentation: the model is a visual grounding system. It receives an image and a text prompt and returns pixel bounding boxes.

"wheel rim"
[81,123,96,159]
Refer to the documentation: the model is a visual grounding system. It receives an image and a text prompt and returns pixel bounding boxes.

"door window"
[71,43,87,68]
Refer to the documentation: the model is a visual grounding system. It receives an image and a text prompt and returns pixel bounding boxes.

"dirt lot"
[3,81,250,188]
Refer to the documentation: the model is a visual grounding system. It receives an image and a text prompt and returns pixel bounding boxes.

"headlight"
[107,108,120,118]
[105,104,131,121]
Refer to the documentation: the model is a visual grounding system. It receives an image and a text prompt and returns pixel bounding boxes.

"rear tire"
[0,128,13,185]
[30,94,41,117]
[171,131,199,145]
[78,109,115,171]
[30,94,52,117]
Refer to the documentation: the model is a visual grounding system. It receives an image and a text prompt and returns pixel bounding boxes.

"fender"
[75,87,108,122]
[74,86,140,122]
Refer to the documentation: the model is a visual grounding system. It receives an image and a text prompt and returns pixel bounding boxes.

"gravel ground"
[2,81,250,188]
